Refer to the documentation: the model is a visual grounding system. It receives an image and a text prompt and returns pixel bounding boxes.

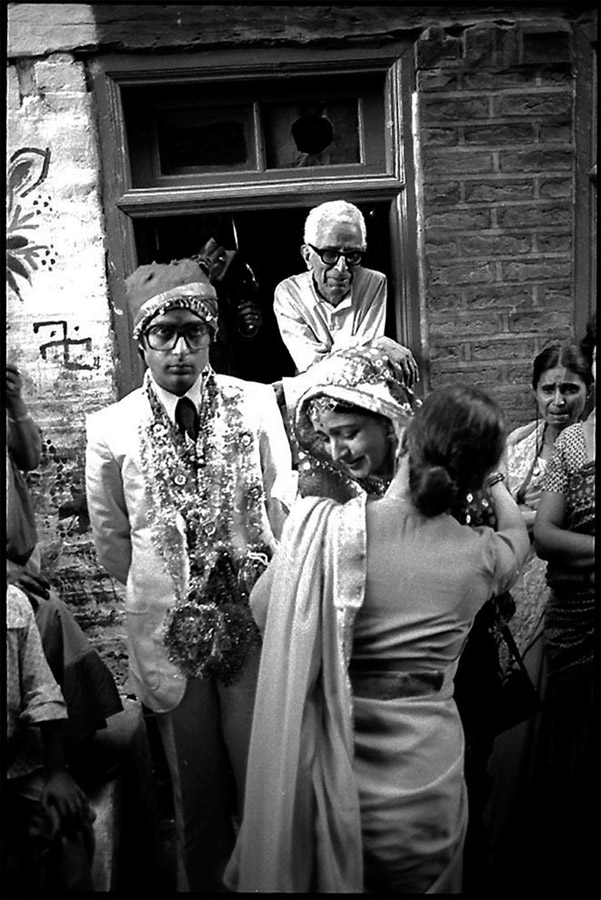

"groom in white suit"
[85,258,294,891]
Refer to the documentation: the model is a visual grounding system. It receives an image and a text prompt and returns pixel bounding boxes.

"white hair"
[303,200,367,248]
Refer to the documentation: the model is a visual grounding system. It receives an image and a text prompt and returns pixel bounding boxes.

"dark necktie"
[175,396,199,442]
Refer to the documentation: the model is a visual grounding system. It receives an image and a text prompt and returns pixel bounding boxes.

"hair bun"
[409,462,458,516]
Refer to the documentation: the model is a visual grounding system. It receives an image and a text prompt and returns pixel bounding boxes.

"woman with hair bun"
[226,383,529,894]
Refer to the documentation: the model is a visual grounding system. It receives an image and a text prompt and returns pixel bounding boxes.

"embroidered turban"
[127,259,219,340]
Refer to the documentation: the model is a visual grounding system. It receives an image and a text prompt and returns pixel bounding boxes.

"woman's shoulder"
[548,422,586,462]
[6,584,34,628]
[554,420,585,445]
[454,521,515,576]
[289,490,367,538]
[435,509,502,551]
[288,493,339,526]
[507,419,540,448]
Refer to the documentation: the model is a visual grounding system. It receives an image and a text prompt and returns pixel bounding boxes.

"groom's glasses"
[145,324,211,351]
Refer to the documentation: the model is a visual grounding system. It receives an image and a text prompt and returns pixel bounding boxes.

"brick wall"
[414,21,577,425]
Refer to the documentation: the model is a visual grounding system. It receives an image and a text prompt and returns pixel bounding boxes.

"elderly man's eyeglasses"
[307,244,364,266]
[145,323,211,351]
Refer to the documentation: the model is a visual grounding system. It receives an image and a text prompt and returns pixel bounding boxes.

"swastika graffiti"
[33,320,100,370]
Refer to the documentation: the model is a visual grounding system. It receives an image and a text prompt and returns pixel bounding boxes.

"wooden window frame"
[123,75,388,185]
[89,44,420,396]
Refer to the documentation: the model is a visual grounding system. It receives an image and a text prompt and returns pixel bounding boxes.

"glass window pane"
[263,99,360,169]
[156,105,256,174]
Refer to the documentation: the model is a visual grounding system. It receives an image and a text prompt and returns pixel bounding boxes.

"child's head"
[404,383,506,516]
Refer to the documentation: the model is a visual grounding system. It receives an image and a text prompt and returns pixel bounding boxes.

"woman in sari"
[283,344,523,892]
[483,341,592,890]
[225,379,529,894]
[501,342,591,655]
[530,317,596,899]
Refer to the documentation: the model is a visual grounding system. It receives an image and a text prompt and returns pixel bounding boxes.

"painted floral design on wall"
[6,146,58,300]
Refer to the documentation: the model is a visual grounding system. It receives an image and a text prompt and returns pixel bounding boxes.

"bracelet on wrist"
[487,471,505,488]
[7,412,33,424]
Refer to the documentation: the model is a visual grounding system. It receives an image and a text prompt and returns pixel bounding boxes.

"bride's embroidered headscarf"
[294,343,419,494]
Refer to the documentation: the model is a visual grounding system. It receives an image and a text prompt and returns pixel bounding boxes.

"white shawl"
[225,494,367,892]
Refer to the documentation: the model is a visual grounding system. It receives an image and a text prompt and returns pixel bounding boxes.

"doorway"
[133,202,392,383]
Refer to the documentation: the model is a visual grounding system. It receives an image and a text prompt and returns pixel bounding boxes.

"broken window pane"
[263,100,360,169]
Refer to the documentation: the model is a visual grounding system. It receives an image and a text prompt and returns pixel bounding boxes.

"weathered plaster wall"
[7,46,127,685]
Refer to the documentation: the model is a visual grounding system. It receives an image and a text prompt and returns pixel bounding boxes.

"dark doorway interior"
[133,202,391,383]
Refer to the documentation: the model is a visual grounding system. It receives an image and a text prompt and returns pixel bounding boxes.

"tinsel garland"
[138,369,268,684]
[164,551,264,685]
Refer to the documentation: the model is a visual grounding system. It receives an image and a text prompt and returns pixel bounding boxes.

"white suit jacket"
[85,375,295,712]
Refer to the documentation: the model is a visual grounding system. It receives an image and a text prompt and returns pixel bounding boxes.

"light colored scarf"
[225,494,366,892]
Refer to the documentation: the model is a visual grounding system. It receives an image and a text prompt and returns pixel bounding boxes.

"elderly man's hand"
[372,337,420,388]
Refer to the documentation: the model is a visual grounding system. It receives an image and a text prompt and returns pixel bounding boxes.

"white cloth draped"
[225,495,366,893]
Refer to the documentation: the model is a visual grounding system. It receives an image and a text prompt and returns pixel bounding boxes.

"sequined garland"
[138,369,268,684]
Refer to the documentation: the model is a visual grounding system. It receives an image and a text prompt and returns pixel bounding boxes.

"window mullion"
[253,101,266,172]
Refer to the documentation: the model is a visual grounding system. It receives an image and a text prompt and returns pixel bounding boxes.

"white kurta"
[274,268,387,373]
